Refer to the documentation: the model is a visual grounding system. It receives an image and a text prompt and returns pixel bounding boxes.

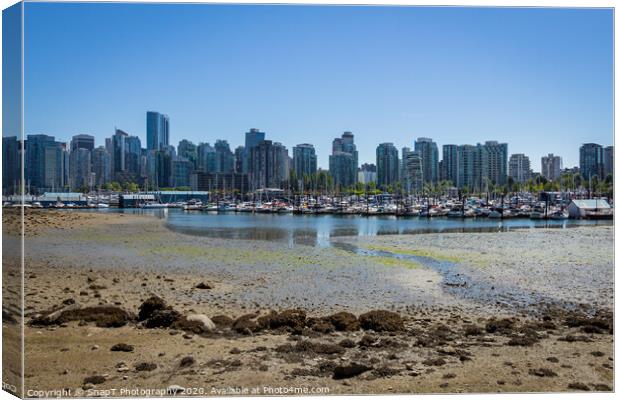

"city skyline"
[15,4,613,169]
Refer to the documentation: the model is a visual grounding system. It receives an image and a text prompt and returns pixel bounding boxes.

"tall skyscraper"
[69,148,92,190]
[214,140,235,173]
[376,143,399,189]
[292,143,317,177]
[456,145,477,190]
[604,146,614,177]
[579,143,604,180]
[508,153,532,184]
[91,146,111,188]
[25,134,65,193]
[541,153,563,181]
[178,139,197,169]
[70,134,95,152]
[483,141,508,186]
[329,132,358,188]
[234,146,245,174]
[442,144,458,185]
[249,140,277,190]
[243,128,265,174]
[2,136,20,195]
[197,142,216,173]
[402,149,424,192]
[146,111,170,151]
[414,137,439,184]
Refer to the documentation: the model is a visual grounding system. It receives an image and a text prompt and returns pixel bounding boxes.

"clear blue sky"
[23,3,613,170]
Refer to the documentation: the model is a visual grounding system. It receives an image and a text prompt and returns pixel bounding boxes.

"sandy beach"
[2,209,614,396]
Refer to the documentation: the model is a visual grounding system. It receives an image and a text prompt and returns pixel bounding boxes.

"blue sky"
[22,3,613,170]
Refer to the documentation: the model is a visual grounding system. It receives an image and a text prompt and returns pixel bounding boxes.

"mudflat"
[2,209,613,396]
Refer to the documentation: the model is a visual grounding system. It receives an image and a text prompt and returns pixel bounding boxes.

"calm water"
[93,208,612,247]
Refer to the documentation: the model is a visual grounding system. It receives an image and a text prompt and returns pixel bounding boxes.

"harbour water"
[92,208,612,247]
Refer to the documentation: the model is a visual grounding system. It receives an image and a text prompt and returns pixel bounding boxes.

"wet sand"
[2,209,614,396]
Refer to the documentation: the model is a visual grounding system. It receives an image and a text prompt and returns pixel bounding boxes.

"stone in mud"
[179,356,195,368]
[143,309,181,329]
[528,368,557,377]
[357,335,378,348]
[338,339,356,348]
[463,324,483,336]
[358,310,404,332]
[138,296,167,321]
[276,340,345,355]
[135,362,157,372]
[591,351,605,357]
[333,363,372,380]
[195,282,213,290]
[422,357,446,367]
[310,320,335,334]
[546,357,559,363]
[567,382,590,391]
[593,384,612,391]
[325,312,360,332]
[110,343,134,352]
[507,335,538,346]
[173,314,216,334]
[44,305,131,328]
[485,318,515,334]
[83,375,106,385]
[232,314,261,334]
[259,309,306,330]
[211,315,234,328]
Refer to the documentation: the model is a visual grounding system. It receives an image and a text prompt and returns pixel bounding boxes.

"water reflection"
[84,208,612,248]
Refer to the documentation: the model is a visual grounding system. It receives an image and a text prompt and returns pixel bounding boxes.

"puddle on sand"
[332,241,580,313]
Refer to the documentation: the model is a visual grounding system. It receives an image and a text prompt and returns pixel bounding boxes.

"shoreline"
[2,209,614,394]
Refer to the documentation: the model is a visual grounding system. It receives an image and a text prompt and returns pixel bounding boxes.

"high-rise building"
[197,142,216,173]
[70,134,95,152]
[579,143,604,180]
[329,132,358,188]
[110,129,127,177]
[25,134,65,193]
[456,145,477,190]
[508,153,532,184]
[234,146,245,174]
[541,153,563,181]
[125,135,142,177]
[249,140,279,190]
[178,139,197,169]
[376,143,399,189]
[358,163,377,185]
[414,138,439,184]
[146,111,169,151]
[243,128,265,174]
[604,146,614,177]
[273,142,290,186]
[214,140,235,173]
[2,136,21,195]
[91,146,111,188]
[69,148,92,190]
[171,157,193,188]
[484,141,508,186]
[442,144,458,185]
[402,149,424,192]
[292,143,317,178]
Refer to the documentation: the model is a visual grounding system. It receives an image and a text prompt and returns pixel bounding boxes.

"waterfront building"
[484,141,508,186]
[91,146,111,188]
[190,171,249,193]
[124,135,142,177]
[69,147,92,190]
[234,146,245,173]
[243,128,266,174]
[24,134,65,193]
[178,139,197,169]
[414,137,439,184]
[604,146,614,177]
[171,157,193,188]
[579,143,604,180]
[402,149,424,193]
[358,163,377,185]
[2,136,21,195]
[376,142,399,189]
[146,111,170,151]
[249,140,280,190]
[110,129,127,178]
[442,144,458,185]
[541,153,563,181]
[273,142,290,187]
[154,146,174,188]
[329,132,358,188]
[197,142,216,173]
[508,153,532,184]
[292,143,318,177]
[214,139,235,173]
